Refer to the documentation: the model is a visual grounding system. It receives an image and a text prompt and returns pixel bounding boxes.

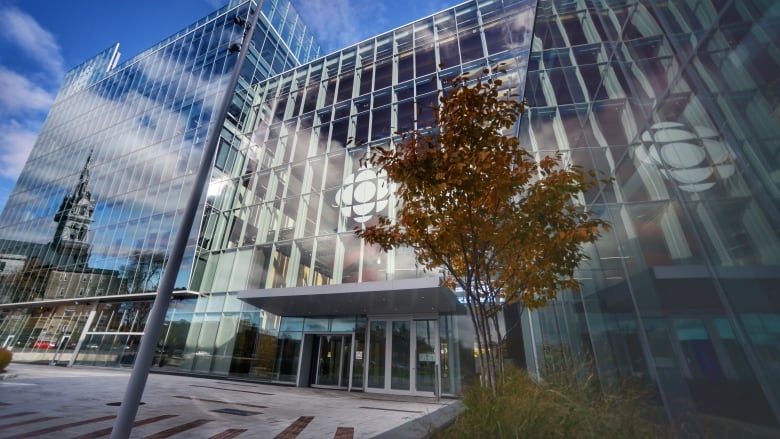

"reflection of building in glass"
[0,0,778,436]
[0,0,322,366]
[52,152,96,268]
[0,155,125,302]
[509,0,780,434]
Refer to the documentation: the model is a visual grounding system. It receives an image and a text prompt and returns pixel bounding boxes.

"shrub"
[0,347,11,372]
[437,365,671,439]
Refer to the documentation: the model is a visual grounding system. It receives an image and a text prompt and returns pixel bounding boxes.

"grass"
[436,364,671,439]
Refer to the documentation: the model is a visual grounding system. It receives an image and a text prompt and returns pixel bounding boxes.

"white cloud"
[0,6,65,79]
[0,67,55,115]
[0,120,38,180]
[292,0,373,53]
[0,5,65,212]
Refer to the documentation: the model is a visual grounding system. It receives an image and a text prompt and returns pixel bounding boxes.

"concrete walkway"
[0,364,461,438]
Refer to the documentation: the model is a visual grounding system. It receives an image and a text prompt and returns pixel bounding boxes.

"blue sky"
[0,0,456,212]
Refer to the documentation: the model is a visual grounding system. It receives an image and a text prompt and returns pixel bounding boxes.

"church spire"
[75,150,92,199]
[52,151,96,267]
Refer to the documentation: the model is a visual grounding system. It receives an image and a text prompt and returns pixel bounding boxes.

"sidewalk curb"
[372,400,464,439]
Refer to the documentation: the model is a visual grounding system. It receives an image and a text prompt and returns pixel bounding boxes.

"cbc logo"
[635,122,735,192]
[335,167,391,223]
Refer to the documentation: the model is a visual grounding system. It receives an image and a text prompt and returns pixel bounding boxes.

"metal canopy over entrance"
[237,277,459,317]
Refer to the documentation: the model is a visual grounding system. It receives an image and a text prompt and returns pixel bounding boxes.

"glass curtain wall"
[522,0,780,433]
[0,2,253,300]
[169,0,535,392]
[0,0,321,366]
[192,0,538,294]
[155,291,368,384]
[0,1,257,365]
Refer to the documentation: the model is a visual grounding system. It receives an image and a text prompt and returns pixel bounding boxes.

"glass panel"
[280,317,304,331]
[304,317,329,332]
[367,321,386,388]
[226,310,257,375]
[192,313,220,372]
[315,335,343,386]
[391,320,411,390]
[415,320,437,392]
[211,313,239,374]
[438,314,461,395]
[274,331,301,382]
[331,317,355,332]
[119,335,141,367]
[341,335,353,388]
[352,318,367,387]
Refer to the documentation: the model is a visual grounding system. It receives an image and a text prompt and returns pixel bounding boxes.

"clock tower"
[52,152,96,268]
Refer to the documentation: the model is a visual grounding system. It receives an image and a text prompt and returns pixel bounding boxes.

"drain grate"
[211,408,263,416]
[106,402,145,406]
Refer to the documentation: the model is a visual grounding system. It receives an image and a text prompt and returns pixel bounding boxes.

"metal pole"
[68,302,99,367]
[435,363,440,402]
[110,5,258,437]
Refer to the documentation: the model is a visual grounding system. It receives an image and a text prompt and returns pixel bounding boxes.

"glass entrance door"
[415,320,436,392]
[391,321,411,391]
[367,322,386,389]
[313,334,351,388]
[366,318,439,395]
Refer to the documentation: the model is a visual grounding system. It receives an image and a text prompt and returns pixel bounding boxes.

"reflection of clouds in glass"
[292,0,368,52]
[90,215,175,258]
[505,8,534,50]
[413,23,435,42]
[0,43,233,249]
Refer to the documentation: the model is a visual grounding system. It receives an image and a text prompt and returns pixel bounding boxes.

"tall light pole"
[110,5,257,438]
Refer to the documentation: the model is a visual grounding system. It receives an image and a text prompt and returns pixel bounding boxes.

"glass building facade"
[0,0,778,436]
[513,0,780,435]
[0,0,322,370]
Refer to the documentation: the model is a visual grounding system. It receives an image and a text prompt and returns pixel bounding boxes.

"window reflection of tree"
[121,251,167,294]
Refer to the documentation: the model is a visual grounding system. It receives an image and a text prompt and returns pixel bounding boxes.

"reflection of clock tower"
[52,152,96,268]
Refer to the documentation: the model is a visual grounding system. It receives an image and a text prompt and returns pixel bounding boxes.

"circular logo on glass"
[635,122,735,192]
[336,167,390,223]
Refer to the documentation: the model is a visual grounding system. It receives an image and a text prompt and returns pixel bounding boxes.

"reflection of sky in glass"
[0,0,315,291]
[2,5,247,234]
[523,0,780,430]
[194,0,538,293]
[0,0,776,424]
[521,0,780,270]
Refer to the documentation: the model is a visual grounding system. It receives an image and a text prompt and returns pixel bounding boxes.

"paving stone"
[0,363,459,438]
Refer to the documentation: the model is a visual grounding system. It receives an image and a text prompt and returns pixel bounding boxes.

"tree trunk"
[465,292,489,389]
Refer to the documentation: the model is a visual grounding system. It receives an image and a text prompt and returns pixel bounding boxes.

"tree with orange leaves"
[356,68,610,393]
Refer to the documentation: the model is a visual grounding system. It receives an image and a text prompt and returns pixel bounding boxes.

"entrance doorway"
[298,333,354,390]
[312,334,352,388]
[366,318,440,395]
